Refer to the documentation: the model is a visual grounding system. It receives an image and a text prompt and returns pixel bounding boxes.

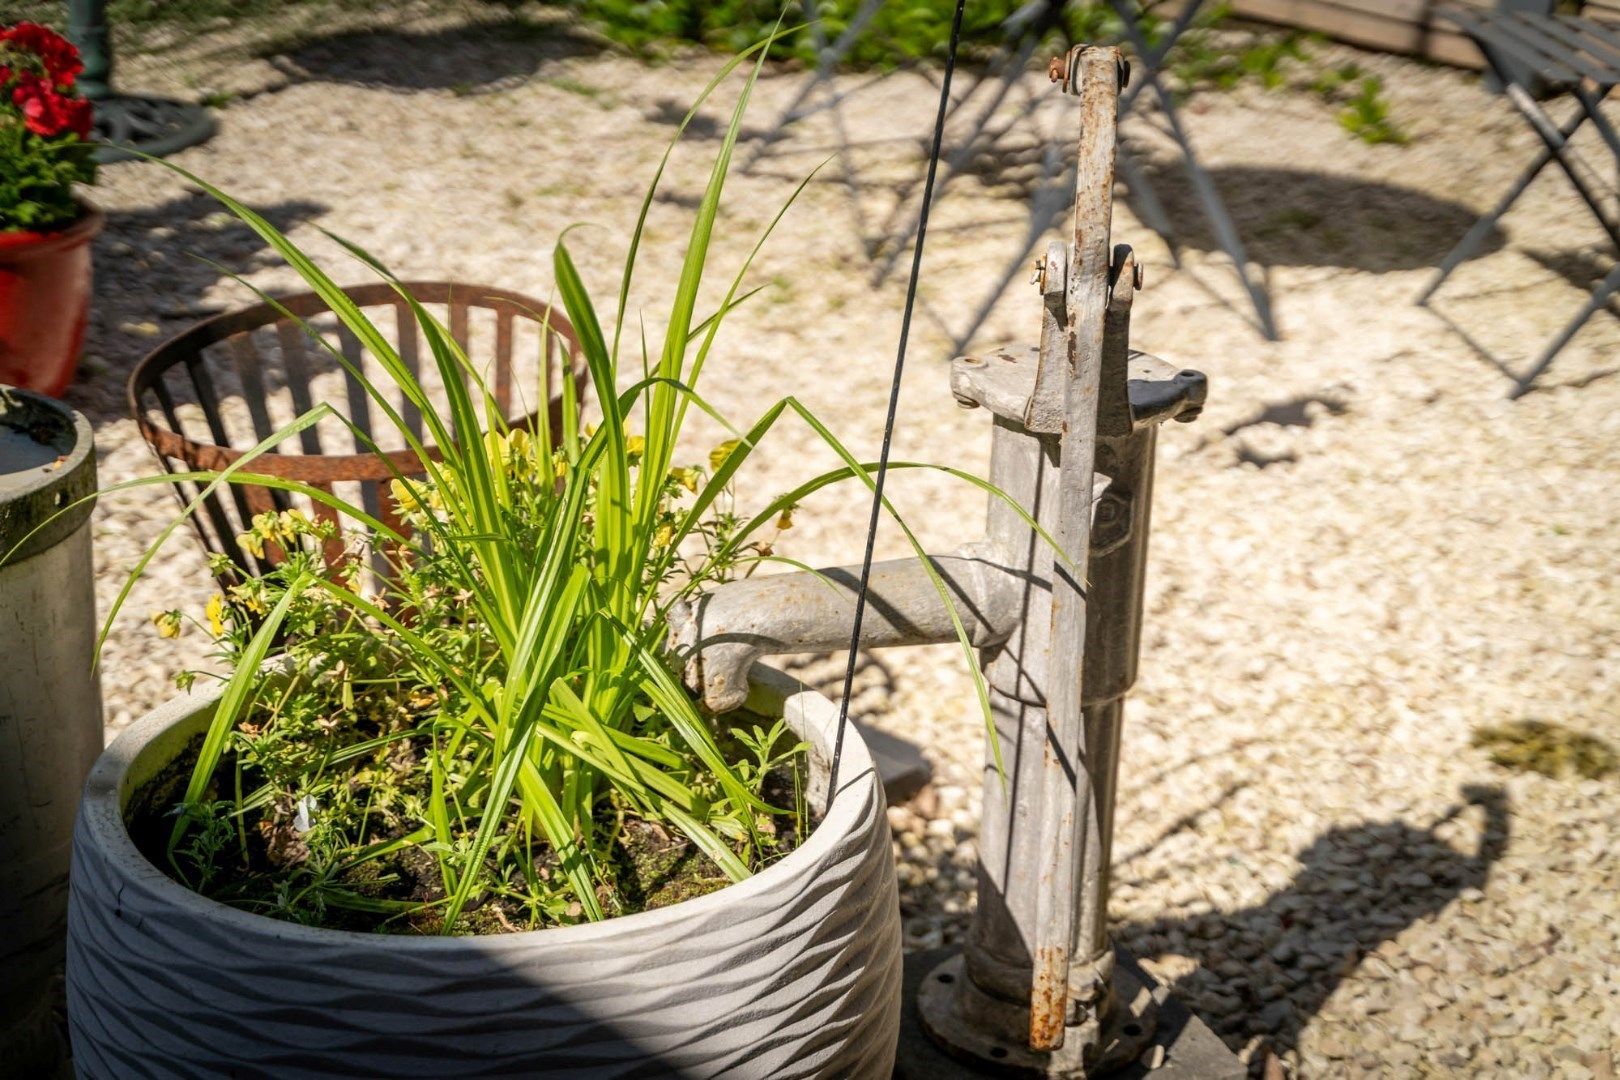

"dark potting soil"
[126,726,811,937]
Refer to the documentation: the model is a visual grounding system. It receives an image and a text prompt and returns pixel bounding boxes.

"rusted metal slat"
[495,309,514,418]
[395,303,424,444]
[276,321,324,455]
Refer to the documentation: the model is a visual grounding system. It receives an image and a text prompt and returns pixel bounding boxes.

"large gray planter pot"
[1,387,100,1076]
[66,664,901,1078]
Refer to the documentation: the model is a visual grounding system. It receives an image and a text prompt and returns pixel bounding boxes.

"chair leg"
[870,34,1045,286]
[1141,67,1278,338]
[1503,81,1620,249]
[1115,0,1205,118]
[1416,106,1583,305]
[1509,258,1620,397]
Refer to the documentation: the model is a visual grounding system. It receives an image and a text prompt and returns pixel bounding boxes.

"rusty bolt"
[1047,55,1067,85]
[1133,262,1145,290]
[1031,257,1047,290]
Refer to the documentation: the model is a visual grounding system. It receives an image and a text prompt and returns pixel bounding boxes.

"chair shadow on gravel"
[1114,783,1511,1059]
[62,193,328,428]
[264,17,600,95]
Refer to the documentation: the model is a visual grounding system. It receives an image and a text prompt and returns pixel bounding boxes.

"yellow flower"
[709,438,741,472]
[390,478,427,515]
[625,435,645,458]
[669,467,700,494]
[230,583,268,616]
[653,523,675,547]
[776,507,795,531]
[205,594,226,637]
[237,530,266,560]
[152,610,183,639]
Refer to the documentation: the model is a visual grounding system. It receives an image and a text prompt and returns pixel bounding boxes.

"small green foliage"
[1308,62,1408,145]
[0,126,93,230]
[543,75,614,105]
[1173,27,1309,92]
[1335,75,1408,145]
[545,0,1121,68]
[168,800,237,891]
[1472,720,1618,780]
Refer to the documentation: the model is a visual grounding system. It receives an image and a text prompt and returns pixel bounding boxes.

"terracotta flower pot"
[0,200,102,398]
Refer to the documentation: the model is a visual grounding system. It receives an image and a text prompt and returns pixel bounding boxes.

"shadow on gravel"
[1115,784,1510,1061]
[63,193,328,428]
[919,135,1506,273]
[265,16,600,94]
[1131,162,1507,273]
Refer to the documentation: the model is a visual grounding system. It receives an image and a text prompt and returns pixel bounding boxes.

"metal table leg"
[67,0,215,163]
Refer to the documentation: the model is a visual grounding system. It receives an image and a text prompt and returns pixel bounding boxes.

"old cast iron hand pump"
[670,44,1207,1075]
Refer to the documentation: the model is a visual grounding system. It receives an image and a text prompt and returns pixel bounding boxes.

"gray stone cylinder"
[0,387,101,1075]
[66,663,901,1078]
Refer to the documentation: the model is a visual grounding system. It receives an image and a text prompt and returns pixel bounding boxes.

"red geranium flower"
[12,73,92,139]
[0,22,83,88]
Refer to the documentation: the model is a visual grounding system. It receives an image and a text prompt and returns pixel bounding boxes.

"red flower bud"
[12,72,91,139]
[0,22,83,88]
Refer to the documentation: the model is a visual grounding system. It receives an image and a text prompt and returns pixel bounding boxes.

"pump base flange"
[896,947,1245,1080]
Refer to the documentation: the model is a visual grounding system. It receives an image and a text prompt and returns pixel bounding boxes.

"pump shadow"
[896,783,1509,1063]
[1112,784,1510,1058]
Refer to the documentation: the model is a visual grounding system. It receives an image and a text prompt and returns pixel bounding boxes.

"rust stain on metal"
[1029,945,1070,1050]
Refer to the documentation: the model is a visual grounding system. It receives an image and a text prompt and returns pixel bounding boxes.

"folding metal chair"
[1420,4,1620,396]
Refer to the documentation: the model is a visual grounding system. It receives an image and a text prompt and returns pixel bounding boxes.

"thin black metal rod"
[827,0,967,802]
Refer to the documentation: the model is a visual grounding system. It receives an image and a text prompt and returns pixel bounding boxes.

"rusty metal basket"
[127,281,586,590]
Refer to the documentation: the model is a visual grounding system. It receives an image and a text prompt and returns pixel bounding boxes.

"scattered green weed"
[1472,720,1618,780]
[1335,75,1408,145]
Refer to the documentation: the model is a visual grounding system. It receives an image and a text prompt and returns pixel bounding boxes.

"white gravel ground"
[63,5,1620,1075]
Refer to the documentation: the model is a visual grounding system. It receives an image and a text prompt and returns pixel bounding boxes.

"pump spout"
[668,540,1025,713]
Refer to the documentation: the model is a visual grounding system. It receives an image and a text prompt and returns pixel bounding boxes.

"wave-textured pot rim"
[79,660,878,946]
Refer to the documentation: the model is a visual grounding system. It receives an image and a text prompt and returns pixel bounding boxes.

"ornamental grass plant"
[104,36,1043,936]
